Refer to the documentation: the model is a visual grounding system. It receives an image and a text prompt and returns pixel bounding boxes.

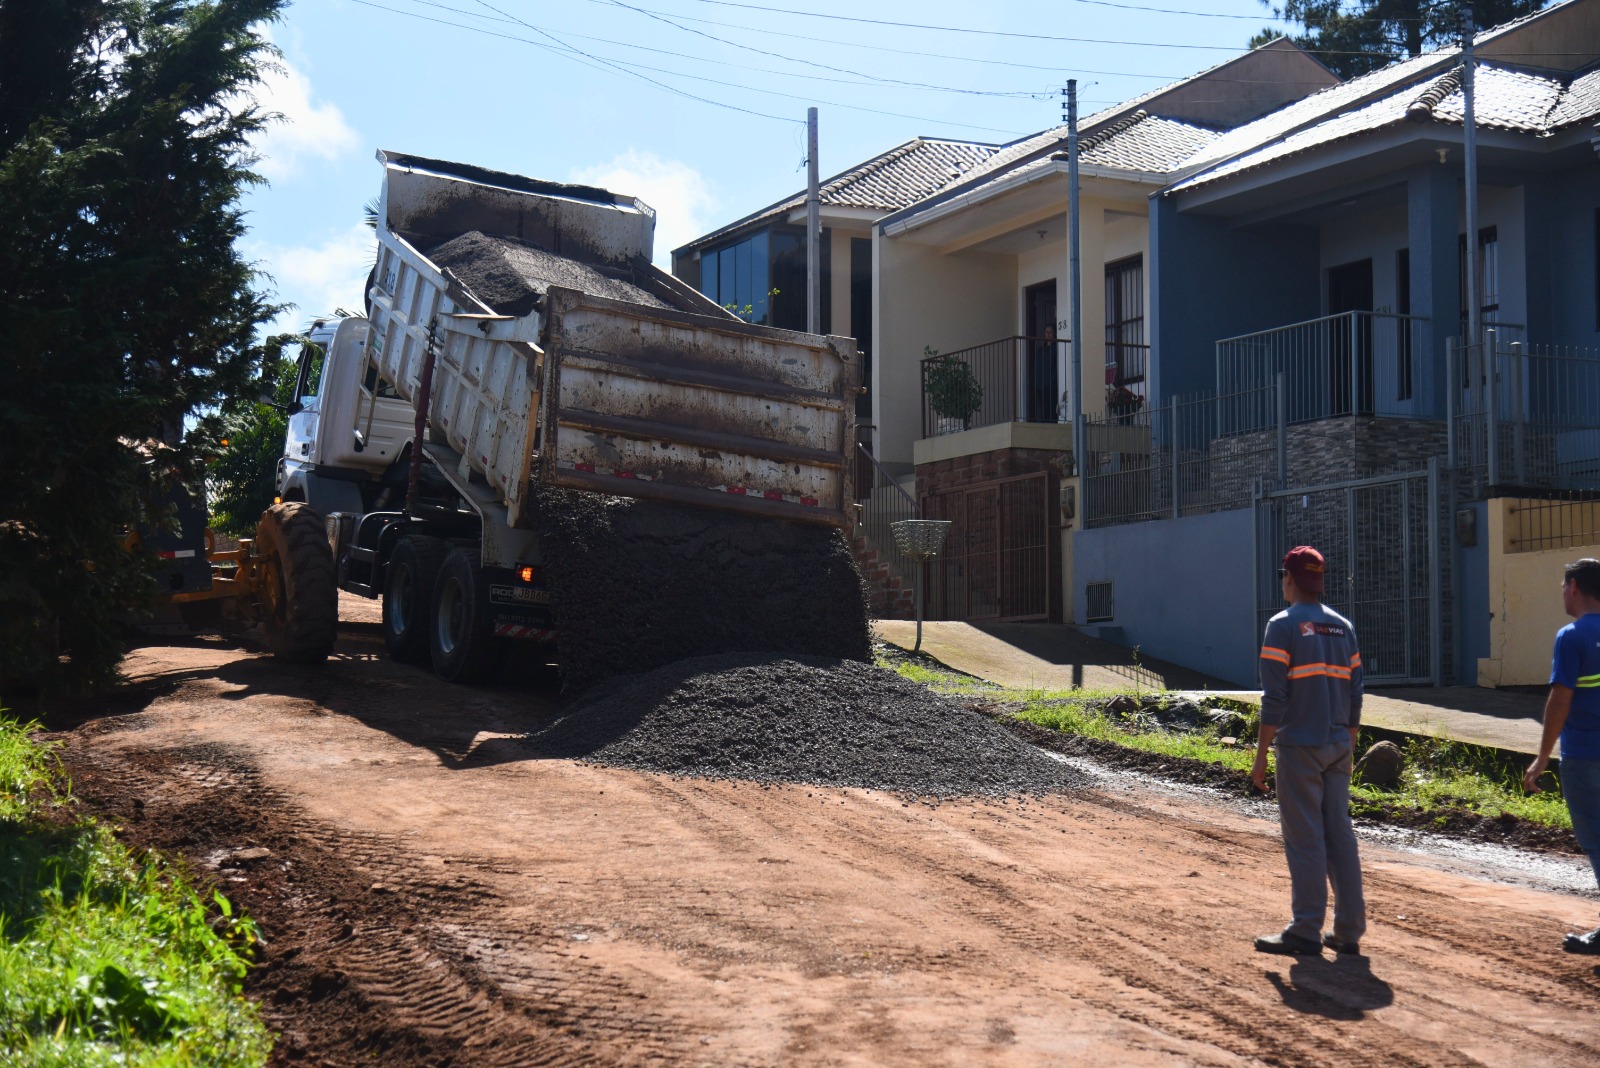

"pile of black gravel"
[427,231,669,316]
[533,653,1089,798]
[531,489,872,694]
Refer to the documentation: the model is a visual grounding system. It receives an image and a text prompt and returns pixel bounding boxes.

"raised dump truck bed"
[364,151,860,529]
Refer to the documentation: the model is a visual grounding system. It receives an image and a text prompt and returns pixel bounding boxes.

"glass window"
[1104,255,1146,397]
[700,248,720,305]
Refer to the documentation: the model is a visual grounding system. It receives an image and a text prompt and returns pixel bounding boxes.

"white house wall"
[873,231,1016,469]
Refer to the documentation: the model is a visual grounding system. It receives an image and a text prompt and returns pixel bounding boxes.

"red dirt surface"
[41,616,1600,1067]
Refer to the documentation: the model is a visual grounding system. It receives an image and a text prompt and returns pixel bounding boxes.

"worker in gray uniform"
[1251,544,1367,956]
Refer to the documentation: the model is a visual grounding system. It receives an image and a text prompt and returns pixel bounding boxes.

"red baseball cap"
[1282,545,1326,593]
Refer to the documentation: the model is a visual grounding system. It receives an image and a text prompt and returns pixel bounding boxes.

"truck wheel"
[256,502,337,663]
[430,547,498,683]
[383,535,447,663]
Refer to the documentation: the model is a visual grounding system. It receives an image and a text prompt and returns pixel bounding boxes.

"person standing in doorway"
[1029,324,1059,423]
[1523,557,1600,955]
[1252,545,1367,956]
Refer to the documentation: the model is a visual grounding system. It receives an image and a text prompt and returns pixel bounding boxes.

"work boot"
[1254,931,1322,956]
[1322,933,1360,955]
[1562,926,1600,955]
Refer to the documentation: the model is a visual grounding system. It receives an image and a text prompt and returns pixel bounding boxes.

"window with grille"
[1104,256,1146,401]
[1458,226,1499,335]
[1086,580,1115,623]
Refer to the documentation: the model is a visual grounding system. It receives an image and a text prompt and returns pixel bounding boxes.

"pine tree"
[0,1,286,690]
[1253,1,1549,80]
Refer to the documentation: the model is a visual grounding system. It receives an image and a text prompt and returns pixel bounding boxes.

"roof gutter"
[880,159,1165,238]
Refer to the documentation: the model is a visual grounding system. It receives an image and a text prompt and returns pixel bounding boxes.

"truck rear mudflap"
[540,287,859,530]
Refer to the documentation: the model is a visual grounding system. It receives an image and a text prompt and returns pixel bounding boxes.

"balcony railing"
[921,335,1071,438]
[1216,312,1432,424]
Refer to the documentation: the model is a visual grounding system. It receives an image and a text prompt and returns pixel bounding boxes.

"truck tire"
[256,502,338,663]
[383,534,447,663]
[429,546,499,683]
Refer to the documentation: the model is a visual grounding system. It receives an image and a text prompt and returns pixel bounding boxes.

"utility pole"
[1462,5,1481,345]
[807,107,821,335]
[1067,80,1084,476]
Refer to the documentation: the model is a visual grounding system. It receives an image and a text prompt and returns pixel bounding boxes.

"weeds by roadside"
[879,651,1574,835]
[0,714,271,1067]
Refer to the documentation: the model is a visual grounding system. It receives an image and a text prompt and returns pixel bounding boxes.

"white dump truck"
[272,151,862,681]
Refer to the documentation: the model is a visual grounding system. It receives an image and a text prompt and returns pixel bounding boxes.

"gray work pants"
[1275,740,1366,944]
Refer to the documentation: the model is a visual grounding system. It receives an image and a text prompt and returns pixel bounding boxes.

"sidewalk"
[874,620,1546,755]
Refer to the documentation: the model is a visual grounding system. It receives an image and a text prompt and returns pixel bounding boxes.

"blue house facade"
[1078,0,1600,688]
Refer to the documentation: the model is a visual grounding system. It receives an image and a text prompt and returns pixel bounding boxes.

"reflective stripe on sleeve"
[1260,646,1291,664]
[1578,673,1600,689]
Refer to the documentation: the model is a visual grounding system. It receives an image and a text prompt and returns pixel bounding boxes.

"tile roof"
[677,138,997,252]
[1079,112,1221,173]
[1168,0,1600,194]
[1171,60,1600,192]
[1548,64,1600,128]
[1176,48,1456,176]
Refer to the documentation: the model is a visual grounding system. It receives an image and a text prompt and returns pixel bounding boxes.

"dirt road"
[46,618,1600,1067]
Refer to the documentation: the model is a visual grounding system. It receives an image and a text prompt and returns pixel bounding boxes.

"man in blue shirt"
[1252,545,1366,956]
[1524,557,1600,955]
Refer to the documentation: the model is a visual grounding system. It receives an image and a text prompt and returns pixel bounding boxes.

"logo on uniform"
[1301,621,1346,637]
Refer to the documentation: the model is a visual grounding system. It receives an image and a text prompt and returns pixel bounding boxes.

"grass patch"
[1012,694,1260,775]
[0,715,271,1067]
[1347,734,1572,830]
[881,653,1575,835]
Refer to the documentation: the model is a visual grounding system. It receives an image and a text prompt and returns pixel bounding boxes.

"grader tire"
[256,502,337,664]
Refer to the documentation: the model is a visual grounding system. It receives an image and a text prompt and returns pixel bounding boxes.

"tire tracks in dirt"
[62,735,734,1068]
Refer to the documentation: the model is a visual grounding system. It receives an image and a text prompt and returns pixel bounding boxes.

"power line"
[352,0,1038,133]
[610,0,1410,55]
[392,0,1050,97]
[595,3,1363,86]
[600,0,1041,98]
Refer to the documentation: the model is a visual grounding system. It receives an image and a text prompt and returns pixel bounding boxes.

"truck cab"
[276,315,412,514]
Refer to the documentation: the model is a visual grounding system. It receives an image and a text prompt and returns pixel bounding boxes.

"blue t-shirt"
[1550,612,1600,761]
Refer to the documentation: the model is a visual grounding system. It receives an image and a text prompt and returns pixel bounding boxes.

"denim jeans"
[1562,756,1600,895]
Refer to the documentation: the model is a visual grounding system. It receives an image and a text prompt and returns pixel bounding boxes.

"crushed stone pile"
[427,231,669,316]
[532,489,872,694]
[534,653,1090,798]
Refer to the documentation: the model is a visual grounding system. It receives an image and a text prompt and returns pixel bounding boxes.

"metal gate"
[1255,467,1441,685]
[922,472,1054,622]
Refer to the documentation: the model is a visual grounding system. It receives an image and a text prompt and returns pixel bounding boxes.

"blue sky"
[242,0,1310,334]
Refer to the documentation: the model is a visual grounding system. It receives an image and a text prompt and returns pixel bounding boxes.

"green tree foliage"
[1253,1,1549,79]
[206,340,299,537]
[0,1,286,691]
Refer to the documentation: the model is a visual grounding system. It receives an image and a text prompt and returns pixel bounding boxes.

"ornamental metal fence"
[1082,379,1284,528]
[1448,334,1600,496]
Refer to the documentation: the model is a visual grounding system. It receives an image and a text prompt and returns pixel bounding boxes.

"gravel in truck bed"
[532,489,873,694]
[427,230,670,315]
[535,653,1089,799]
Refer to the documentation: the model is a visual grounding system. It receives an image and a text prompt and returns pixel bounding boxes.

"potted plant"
[922,346,983,434]
[1106,382,1144,425]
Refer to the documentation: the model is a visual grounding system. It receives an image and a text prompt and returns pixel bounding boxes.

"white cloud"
[569,151,716,267]
[248,223,376,336]
[249,51,360,181]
